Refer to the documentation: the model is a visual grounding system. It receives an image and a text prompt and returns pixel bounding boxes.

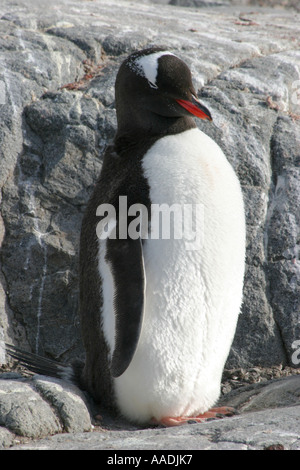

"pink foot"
[196,406,236,419]
[151,406,236,427]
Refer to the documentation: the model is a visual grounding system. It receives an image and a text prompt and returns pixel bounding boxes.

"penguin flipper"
[105,236,145,378]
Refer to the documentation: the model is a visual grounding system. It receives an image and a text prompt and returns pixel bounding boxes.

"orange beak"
[176,96,212,121]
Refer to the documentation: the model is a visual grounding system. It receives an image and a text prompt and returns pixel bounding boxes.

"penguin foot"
[151,407,237,427]
[153,416,206,427]
[197,406,237,419]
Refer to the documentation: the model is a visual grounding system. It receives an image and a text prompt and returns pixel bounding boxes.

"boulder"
[0,373,91,442]
[8,404,299,450]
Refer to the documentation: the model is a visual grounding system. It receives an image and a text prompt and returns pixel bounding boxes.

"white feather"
[101,128,245,423]
[98,219,117,357]
[131,51,175,88]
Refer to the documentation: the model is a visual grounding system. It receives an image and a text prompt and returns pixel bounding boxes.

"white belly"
[111,128,245,423]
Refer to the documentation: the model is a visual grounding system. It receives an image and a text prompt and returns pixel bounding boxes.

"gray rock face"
[0,373,299,449]
[0,0,299,367]
[0,0,300,449]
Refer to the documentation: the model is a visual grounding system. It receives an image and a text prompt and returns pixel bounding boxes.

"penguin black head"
[115,47,212,138]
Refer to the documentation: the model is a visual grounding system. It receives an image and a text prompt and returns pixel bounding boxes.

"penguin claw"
[208,406,238,417]
[195,406,237,420]
[151,406,237,427]
[151,416,206,427]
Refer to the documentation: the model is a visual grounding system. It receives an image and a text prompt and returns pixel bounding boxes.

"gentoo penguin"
[6,47,246,426]
[79,47,246,425]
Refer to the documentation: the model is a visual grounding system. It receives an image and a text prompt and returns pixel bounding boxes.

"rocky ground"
[0,363,299,450]
[0,0,299,450]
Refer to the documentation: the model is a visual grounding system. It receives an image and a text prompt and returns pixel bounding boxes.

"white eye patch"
[130,51,176,89]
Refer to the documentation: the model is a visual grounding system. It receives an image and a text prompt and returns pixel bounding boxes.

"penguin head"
[115,47,212,133]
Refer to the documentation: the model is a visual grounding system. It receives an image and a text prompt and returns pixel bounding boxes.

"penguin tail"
[5,343,81,385]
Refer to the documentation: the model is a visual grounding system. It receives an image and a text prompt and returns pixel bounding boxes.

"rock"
[0,376,63,439]
[0,426,14,449]
[0,0,300,449]
[5,400,300,450]
[219,375,300,412]
[32,375,92,434]
[0,370,299,449]
[170,0,300,9]
[1,0,299,368]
